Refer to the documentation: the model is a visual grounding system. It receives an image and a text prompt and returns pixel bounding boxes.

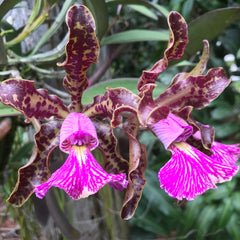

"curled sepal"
[121,116,147,220]
[137,84,169,125]
[155,68,231,110]
[84,87,140,126]
[35,145,128,199]
[138,11,188,91]
[93,119,128,175]
[160,142,239,200]
[0,79,69,120]
[7,120,61,206]
[175,107,215,149]
[57,5,99,112]
[170,40,210,86]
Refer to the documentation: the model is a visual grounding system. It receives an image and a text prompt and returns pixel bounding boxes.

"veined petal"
[210,142,240,166]
[194,131,240,165]
[150,113,193,149]
[60,112,98,153]
[35,145,128,200]
[159,142,239,200]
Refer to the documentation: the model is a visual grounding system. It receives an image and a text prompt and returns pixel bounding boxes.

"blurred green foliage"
[0,0,240,239]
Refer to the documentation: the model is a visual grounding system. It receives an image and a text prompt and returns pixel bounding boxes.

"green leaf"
[82,78,166,105]
[211,103,235,120]
[101,29,169,45]
[214,122,240,138]
[0,0,21,21]
[182,0,194,20]
[142,170,181,218]
[83,0,108,40]
[128,4,158,20]
[196,205,217,240]
[226,214,240,240]
[216,199,233,229]
[185,7,240,58]
[30,0,75,55]
[9,142,34,167]
[107,0,169,18]
[181,197,203,234]
[0,102,21,117]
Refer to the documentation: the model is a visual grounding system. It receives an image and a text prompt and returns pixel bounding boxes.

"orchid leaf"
[155,68,231,110]
[82,78,166,105]
[184,7,240,59]
[7,120,61,206]
[0,102,21,117]
[4,8,49,48]
[138,11,188,90]
[82,78,139,105]
[8,34,68,64]
[107,0,169,18]
[84,87,140,127]
[93,119,128,174]
[0,79,69,120]
[101,30,169,45]
[128,4,158,20]
[57,5,99,112]
[121,115,147,220]
[0,0,21,21]
[30,0,75,55]
[83,0,108,40]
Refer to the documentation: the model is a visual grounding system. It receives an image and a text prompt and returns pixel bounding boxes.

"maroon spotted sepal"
[7,120,61,206]
[155,68,231,110]
[137,11,188,91]
[58,5,99,112]
[120,115,147,220]
[0,80,69,120]
[93,119,129,187]
[84,87,140,127]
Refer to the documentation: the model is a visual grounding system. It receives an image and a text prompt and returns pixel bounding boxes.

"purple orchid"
[0,4,239,220]
[35,113,128,199]
[150,114,239,200]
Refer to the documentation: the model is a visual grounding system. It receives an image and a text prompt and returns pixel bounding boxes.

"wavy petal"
[159,142,239,200]
[194,131,240,165]
[211,142,240,165]
[57,5,99,112]
[35,145,128,199]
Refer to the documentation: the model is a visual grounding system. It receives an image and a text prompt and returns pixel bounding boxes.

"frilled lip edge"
[34,145,128,200]
[158,142,239,200]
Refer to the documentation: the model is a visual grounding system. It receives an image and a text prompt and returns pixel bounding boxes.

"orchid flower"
[150,114,239,200]
[35,113,128,199]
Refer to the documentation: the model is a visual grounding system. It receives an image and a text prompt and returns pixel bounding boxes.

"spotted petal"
[57,5,99,112]
[35,145,128,199]
[155,68,231,110]
[159,142,239,200]
[0,79,69,120]
[7,120,61,206]
[138,11,188,90]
